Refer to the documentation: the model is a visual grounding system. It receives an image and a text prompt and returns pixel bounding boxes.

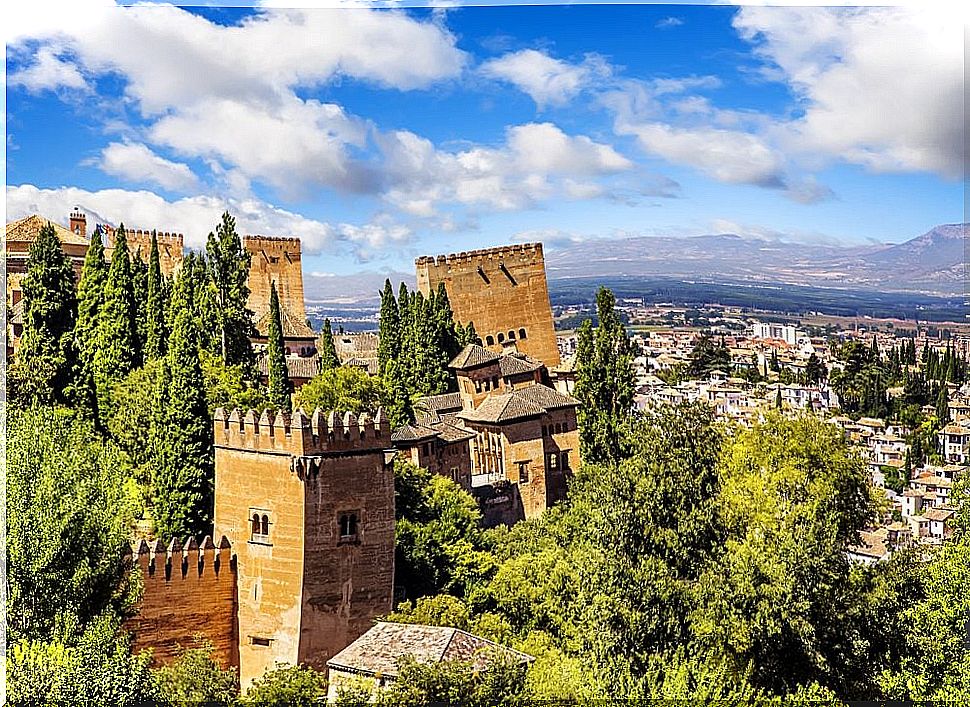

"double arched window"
[251,512,270,541]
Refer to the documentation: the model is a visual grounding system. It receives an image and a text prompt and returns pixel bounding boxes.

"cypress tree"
[319,318,340,371]
[93,225,139,413]
[206,211,255,369]
[153,275,213,538]
[266,283,292,412]
[12,221,77,405]
[145,231,167,360]
[937,383,949,423]
[131,252,149,353]
[75,225,107,369]
[574,287,636,465]
[377,279,400,376]
[775,387,783,409]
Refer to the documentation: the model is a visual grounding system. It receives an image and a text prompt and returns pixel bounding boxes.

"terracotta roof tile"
[255,303,316,339]
[449,344,500,370]
[6,214,89,246]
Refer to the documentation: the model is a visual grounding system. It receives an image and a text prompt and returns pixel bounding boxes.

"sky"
[4,2,966,278]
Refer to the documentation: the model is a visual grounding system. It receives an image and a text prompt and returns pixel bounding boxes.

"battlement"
[415,242,544,269]
[244,235,303,249]
[127,535,233,582]
[213,407,390,459]
[104,225,185,247]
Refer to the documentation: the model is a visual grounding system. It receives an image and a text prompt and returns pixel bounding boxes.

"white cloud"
[5,183,411,259]
[149,96,373,197]
[98,142,200,193]
[379,122,632,215]
[8,44,87,93]
[734,6,965,178]
[655,17,684,29]
[480,49,610,108]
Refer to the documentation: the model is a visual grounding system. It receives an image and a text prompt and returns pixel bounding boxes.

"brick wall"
[244,236,306,323]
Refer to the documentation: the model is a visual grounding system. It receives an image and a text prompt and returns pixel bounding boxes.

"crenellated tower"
[415,242,560,367]
[212,407,395,689]
[243,236,306,324]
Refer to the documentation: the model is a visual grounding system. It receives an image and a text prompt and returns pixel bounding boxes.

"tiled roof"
[421,391,463,414]
[458,391,545,424]
[327,622,532,678]
[512,383,579,411]
[849,530,888,559]
[6,214,89,247]
[449,344,500,370]
[255,304,316,339]
[499,353,543,377]
[923,507,955,522]
[256,354,320,379]
[391,423,440,443]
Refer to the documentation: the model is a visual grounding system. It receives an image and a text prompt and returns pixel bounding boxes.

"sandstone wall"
[244,236,306,322]
[416,243,560,368]
[125,537,238,668]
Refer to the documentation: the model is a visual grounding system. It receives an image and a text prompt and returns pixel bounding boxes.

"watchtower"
[415,243,560,367]
[243,236,306,324]
[212,407,395,689]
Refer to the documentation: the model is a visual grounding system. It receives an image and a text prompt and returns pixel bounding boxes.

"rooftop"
[6,214,89,247]
[327,622,532,679]
[449,344,501,370]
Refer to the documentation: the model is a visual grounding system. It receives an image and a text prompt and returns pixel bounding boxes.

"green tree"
[376,654,529,707]
[154,641,238,706]
[7,407,137,642]
[11,221,78,406]
[294,366,384,413]
[692,412,875,695]
[686,332,731,379]
[377,278,400,376]
[94,225,140,414]
[206,211,256,368]
[319,317,340,371]
[75,225,107,373]
[573,287,636,465]
[266,283,292,412]
[131,251,149,352]
[805,352,826,384]
[152,270,215,539]
[145,231,168,360]
[242,663,327,706]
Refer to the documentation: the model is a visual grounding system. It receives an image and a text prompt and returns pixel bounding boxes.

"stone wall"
[124,536,238,668]
[244,236,306,322]
[415,243,561,368]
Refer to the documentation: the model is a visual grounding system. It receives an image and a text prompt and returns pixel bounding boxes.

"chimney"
[69,208,86,238]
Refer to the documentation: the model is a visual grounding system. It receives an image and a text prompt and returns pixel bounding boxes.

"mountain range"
[302,223,967,305]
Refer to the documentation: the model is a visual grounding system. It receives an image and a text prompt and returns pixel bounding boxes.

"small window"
[486,335,495,346]
[251,636,272,647]
[508,330,516,340]
[518,461,530,484]
[250,509,272,544]
[261,514,269,536]
[492,376,499,389]
[339,512,360,542]
[497,332,505,343]
[519,328,527,339]
[561,451,570,471]
[547,452,558,471]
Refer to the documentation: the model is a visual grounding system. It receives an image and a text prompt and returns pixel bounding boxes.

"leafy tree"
[154,641,239,706]
[294,366,384,413]
[805,352,826,384]
[573,287,636,465]
[266,283,292,412]
[94,225,140,414]
[7,614,159,707]
[131,251,149,352]
[145,231,167,360]
[206,211,256,368]
[376,654,530,707]
[75,225,108,375]
[692,412,875,695]
[7,407,137,642]
[686,332,731,379]
[242,663,327,706]
[11,221,77,406]
[319,317,340,370]
[393,459,495,601]
[201,350,268,413]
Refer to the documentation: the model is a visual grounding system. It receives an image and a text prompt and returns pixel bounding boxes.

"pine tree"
[574,287,636,465]
[377,279,400,377]
[75,225,107,370]
[131,251,149,353]
[206,211,255,369]
[266,283,292,412]
[93,225,139,414]
[319,318,340,371]
[12,221,77,406]
[145,231,167,360]
[152,276,214,538]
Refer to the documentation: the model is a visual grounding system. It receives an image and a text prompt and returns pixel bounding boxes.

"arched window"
[251,513,261,538]
[519,328,527,339]
[261,514,269,536]
[339,511,360,541]
[497,332,505,343]
[485,335,495,346]
[508,330,516,340]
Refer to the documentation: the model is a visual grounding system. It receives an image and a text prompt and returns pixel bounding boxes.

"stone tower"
[213,407,395,689]
[244,236,307,323]
[415,243,560,368]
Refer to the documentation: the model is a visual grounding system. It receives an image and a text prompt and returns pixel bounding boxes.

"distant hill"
[303,269,414,306]
[545,224,967,295]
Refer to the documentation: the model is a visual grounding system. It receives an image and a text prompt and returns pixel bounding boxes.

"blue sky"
[5,3,964,277]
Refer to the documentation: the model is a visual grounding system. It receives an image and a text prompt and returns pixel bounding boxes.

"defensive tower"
[244,236,307,324]
[415,242,560,367]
